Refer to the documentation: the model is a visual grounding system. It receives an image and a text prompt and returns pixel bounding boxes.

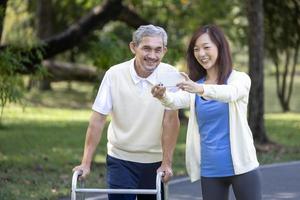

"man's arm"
[73,111,107,179]
[157,110,180,183]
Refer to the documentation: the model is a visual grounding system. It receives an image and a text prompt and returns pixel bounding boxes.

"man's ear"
[162,47,167,56]
[163,47,168,54]
[129,42,136,54]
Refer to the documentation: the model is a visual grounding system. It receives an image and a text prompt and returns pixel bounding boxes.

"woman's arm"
[151,85,190,109]
[201,72,251,102]
[176,71,251,103]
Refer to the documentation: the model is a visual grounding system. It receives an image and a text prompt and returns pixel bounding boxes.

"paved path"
[168,161,300,200]
[69,161,300,200]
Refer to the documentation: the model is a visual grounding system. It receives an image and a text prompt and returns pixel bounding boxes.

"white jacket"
[161,70,259,182]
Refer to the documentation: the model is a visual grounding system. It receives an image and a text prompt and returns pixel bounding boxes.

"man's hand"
[72,164,91,180]
[157,163,173,183]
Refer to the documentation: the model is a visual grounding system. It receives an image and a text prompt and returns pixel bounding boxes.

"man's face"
[130,36,167,77]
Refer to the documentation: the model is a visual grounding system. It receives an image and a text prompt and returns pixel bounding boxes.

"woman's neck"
[205,68,218,84]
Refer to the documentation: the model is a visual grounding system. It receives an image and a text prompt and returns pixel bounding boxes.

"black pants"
[201,169,262,200]
[106,155,164,200]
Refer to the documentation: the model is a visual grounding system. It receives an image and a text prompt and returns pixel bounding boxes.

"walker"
[71,170,165,200]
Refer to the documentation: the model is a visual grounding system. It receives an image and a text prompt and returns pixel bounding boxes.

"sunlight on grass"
[266,113,300,121]
[94,154,107,163]
[3,105,91,122]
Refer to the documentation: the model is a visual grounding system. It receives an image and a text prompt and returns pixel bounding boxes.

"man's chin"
[146,67,156,72]
[145,65,158,72]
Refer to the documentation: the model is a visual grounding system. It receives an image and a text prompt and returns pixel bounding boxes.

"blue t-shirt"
[195,78,234,177]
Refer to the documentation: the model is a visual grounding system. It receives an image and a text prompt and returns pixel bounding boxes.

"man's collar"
[129,58,158,85]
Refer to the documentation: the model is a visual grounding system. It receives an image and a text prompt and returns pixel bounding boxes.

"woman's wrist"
[197,84,204,95]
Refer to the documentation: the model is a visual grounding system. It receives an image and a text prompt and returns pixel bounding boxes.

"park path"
[168,161,300,200]
[67,161,300,200]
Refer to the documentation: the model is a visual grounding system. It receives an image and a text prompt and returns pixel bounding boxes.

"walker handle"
[71,170,83,200]
[71,170,164,200]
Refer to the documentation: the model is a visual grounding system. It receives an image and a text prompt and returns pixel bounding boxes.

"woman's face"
[193,33,218,71]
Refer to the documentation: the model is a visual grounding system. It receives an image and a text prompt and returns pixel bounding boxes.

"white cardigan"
[161,70,259,182]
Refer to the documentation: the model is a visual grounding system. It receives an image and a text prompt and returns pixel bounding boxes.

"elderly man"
[73,24,180,200]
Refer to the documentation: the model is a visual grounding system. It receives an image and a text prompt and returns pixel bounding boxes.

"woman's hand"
[176,72,204,94]
[151,84,166,100]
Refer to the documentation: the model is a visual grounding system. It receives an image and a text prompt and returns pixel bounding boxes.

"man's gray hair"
[132,24,168,47]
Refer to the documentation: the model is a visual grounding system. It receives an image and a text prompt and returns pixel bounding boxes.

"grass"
[0,78,300,200]
[257,113,300,163]
[0,106,108,200]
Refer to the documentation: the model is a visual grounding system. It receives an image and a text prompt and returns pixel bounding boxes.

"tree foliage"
[0,48,24,124]
[1,0,249,72]
[124,0,247,64]
[0,0,147,117]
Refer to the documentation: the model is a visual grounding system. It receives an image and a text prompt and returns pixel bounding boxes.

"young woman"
[152,24,262,200]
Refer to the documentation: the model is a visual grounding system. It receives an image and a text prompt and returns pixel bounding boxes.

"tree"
[0,0,149,121]
[0,0,281,139]
[264,0,300,112]
[1,0,249,74]
[246,0,269,143]
[0,0,149,73]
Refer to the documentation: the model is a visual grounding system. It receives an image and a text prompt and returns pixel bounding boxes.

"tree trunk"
[275,44,299,112]
[37,0,54,90]
[286,42,299,110]
[0,0,8,42]
[246,0,269,143]
[42,60,103,82]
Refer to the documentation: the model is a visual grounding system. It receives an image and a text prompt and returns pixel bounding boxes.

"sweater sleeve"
[202,72,251,102]
[160,90,190,109]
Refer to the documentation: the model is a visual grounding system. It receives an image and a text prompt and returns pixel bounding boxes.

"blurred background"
[0,0,299,199]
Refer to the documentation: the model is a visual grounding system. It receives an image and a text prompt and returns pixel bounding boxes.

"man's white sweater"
[104,59,176,163]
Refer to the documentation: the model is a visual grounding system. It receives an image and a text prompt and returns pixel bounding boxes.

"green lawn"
[0,79,300,200]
